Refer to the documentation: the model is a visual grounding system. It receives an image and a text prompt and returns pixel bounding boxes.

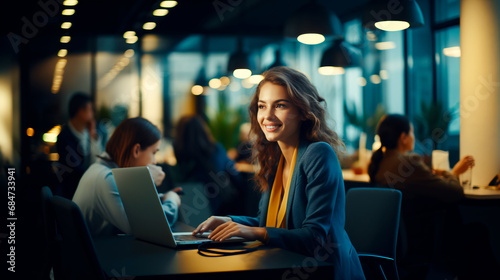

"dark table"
[94,223,334,279]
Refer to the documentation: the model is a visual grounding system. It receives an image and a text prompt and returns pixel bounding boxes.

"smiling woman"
[192,67,366,280]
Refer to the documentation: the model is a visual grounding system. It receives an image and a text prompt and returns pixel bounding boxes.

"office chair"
[345,188,402,280]
[40,186,60,280]
[50,196,107,280]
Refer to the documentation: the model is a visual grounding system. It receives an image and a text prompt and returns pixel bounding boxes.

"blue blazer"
[229,138,365,280]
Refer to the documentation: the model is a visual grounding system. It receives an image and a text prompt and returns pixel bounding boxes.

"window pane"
[435,0,460,23]
[435,26,460,135]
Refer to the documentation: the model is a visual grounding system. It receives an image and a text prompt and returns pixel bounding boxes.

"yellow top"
[266,146,298,229]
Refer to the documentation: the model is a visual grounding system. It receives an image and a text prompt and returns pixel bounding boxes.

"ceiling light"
[375,41,396,50]
[366,31,377,41]
[220,76,230,86]
[318,66,345,75]
[62,9,75,16]
[249,75,264,84]
[370,74,381,84]
[191,85,203,95]
[363,0,424,31]
[380,70,389,79]
[153,9,169,16]
[319,39,361,75]
[358,77,367,87]
[143,22,156,30]
[227,39,252,79]
[56,58,67,68]
[63,0,78,6]
[443,46,461,57]
[284,1,342,45]
[60,36,71,43]
[26,128,34,137]
[233,69,252,79]
[160,1,177,8]
[297,34,325,45]
[61,22,72,29]
[58,49,68,57]
[209,78,222,89]
[124,49,135,58]
[375,21,410,31]
[123,31,136,39]
[126,36,138,44]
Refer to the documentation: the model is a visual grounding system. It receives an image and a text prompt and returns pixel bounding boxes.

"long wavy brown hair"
[249,66,345,192]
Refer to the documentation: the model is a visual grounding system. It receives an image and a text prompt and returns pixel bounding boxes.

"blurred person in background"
[173,115,243,215]
[367,114,499,279]
[73,117,181,237]
[55,92,106,199]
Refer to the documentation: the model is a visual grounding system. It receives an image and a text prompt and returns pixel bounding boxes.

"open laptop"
[112,166,244,248]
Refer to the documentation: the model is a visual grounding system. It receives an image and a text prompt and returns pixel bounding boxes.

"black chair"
[345,187,402,280]
[50,196,107,280]
[40,186,60,280]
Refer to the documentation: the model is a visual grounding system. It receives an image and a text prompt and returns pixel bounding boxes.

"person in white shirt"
[73,117,181,237]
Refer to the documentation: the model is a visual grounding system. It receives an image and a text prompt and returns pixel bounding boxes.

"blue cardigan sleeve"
[228,193,265,227]
[265,143,341,256]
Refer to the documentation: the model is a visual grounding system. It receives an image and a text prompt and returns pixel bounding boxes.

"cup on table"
[460,167,472,190]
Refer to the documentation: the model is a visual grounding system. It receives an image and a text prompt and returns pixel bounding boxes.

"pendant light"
[363,0,424,31]
[319,39,361,75]
[227,38,252,79]
[266,49,286,70]
[284,0,343,45]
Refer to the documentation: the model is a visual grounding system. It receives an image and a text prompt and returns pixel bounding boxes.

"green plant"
[414,101,456,150]
[207,90,247,150]
[344,101,386,141]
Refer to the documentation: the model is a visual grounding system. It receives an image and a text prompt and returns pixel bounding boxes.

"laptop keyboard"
[174,234,211,242]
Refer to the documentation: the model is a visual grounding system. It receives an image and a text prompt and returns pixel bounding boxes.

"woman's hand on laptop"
[148,164,166,186]
[207,222,266,242]
[192,216,231,235]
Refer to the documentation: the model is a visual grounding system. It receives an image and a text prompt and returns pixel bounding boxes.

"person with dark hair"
[367,114,474,202]
[367,114,477,278]
[73,117,181,237]
[55,92,106,199]
[173,115,243,215]
[192,67,365,280]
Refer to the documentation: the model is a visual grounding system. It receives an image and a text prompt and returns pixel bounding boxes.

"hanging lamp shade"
[319,39,361,75]
[192,67,208,95]
[266,49,286,71]
[284,1,343,45]
[227,38,252,79]
[362,0,424,31]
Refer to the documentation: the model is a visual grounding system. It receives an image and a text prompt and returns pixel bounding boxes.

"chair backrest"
[41,187,56,248]
[40,186,59,278]
[345,187,402,259]
[50,196,106,280]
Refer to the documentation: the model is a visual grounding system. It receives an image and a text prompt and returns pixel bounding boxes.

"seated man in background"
[55,92,106,199]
